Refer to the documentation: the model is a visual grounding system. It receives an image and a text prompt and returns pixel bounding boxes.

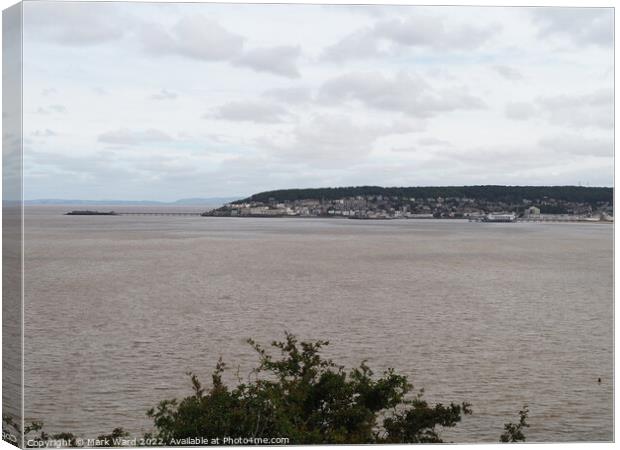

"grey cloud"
[263,114,423,166]
[49,104,67,113]
[93,87,109,96]
[24,2,127,46]
[234,46,301,79]
[319,71,485,117]
[503,90,613,129]
[436,146,564,176]
[27,147,206,183]
[208,100,290,123]
[322,15,497,61]
[141,15,245,61]
[36,104,67,115]
[532,8,613,47]
[140,16,301,79]
[98,128,174,145]
[42,88,57,96]
[323,4,405,18]
[275,115,380,163]
[493,65,524,81]
[24,149,135,184]
[388,147,418,154]
[151,89,178,100]
[504,102,536,120]
[538,89,613,129]
[417,137,452,147]
[433,136,612,183]
[263,86,312,104]
[387,118,427,134]
[539,135,613,158]
[322,28,383,61]
[538,89,611,109]
[23,149,210,201]
[373,16,495,50]
[215,155,332,193]
[31,129,57,137]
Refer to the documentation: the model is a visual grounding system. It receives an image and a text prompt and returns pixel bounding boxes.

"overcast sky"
[21,2,613,201]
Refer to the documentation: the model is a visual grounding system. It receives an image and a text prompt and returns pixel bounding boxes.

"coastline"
[62,210,613,224]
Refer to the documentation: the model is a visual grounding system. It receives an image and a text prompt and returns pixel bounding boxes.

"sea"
[19,205,613,443]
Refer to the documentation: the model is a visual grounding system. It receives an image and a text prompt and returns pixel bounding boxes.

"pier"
[66,210,203,216]
[116,212,202,216]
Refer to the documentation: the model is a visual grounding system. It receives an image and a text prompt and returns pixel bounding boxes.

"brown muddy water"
[21,206,613,442]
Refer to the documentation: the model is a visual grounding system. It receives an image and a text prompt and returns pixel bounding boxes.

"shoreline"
[63,210,613,224]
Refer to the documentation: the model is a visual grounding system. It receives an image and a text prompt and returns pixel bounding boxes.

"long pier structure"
[116,212,202,216]
[65,210,203,216]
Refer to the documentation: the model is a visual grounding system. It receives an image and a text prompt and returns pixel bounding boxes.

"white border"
[0,1,615,450]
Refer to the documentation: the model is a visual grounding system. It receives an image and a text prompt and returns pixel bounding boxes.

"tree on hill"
[235,185,612,206]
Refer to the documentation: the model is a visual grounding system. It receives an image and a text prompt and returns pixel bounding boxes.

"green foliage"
[500,406,529,443]
[537,204,569,214]
[147,332,471,444]
[235,185,611,206]
[95,428,131,447]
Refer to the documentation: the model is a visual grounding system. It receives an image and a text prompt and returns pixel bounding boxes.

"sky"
[19,2,614,201]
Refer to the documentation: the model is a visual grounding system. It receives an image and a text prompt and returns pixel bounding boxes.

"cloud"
[150,89,178,100]
[36,104,67,115]
[262,114,422,166]
[97,128,174,145]
[93,87,109,95]
[539,135,613,158]
[274,115,381,162]
[538,89,613,129]
[436,145,555,173]
[24,149,135,181]
[140,16,301,79]
[322,27,384,61]
[417,137,452,147]
[49,104,67,113]
[31,129,57,137]
[262,86,312,104]
[532,8,613,47]
[141,15,245,61]
[373,16,496,50]
[24,2,127,46]
[504,102,536,120]
[503,90,612,128]
[318,71,485,117]
[234,46,301,78]
[493,65,524,81]
[322,15,497,61]
[208,100,290,123]
[20,3,614,197]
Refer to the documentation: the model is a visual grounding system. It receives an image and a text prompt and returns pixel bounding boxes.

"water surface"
[23,206,613,442]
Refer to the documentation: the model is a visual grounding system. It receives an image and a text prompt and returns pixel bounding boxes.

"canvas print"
[2,1,614,447]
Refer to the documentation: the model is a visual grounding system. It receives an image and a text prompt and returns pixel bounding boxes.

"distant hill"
[25,197,242,206]
[235,185,613,205]
[171,197,242,205]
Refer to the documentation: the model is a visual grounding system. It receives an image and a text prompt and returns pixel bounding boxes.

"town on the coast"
[204,186,614,223]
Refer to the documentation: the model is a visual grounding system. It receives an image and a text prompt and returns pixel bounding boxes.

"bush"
[146,332,471,444]
[500,406,529,443]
